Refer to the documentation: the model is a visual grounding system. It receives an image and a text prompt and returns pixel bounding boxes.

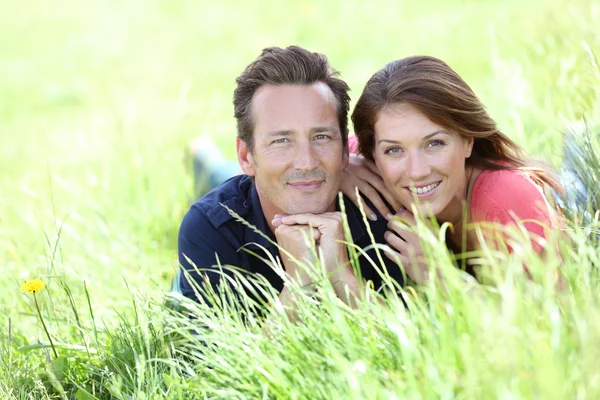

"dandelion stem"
[34,292,58,359]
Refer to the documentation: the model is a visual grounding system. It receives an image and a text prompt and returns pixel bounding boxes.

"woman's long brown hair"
[352,56,562,193]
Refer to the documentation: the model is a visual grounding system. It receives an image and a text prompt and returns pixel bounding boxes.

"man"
[176,45,404,315]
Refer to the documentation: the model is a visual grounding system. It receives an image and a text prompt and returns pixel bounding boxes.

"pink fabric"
[470,168,554,252]
[348,135,360,154]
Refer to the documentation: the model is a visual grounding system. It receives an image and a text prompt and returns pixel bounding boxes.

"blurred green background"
[1,0,598,320]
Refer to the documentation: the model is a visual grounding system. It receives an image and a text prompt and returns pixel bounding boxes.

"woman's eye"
[384,146,401,155]
[314,134,330,140]
[427,139,445,148]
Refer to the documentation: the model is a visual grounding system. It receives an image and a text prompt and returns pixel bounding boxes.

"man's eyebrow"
[266,127,339,137]
[311,126,339,134]
[377,130,449,145]
[266,130,294,137]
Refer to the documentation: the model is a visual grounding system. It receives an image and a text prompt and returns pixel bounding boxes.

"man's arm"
[180,206,321,322]
[269,223,321,321]
[177,207,241,306]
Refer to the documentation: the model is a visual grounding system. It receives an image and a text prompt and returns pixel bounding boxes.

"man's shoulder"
[189,174,255,230]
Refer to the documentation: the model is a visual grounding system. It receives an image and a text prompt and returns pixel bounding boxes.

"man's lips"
[287,180,324,191]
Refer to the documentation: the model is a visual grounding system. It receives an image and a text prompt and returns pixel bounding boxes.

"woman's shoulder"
[471,167,551,222]
[473,167,544,196]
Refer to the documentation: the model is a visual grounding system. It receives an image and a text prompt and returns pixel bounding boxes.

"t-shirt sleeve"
[471,170,554,253]
[177,206,239,305]
[348,135,360,154]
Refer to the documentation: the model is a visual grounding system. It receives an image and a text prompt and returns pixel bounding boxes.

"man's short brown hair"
[233,46,350,152]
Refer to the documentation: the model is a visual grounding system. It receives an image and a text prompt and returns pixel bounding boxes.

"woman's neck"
[439,165,483,251]
[437,166,474,225]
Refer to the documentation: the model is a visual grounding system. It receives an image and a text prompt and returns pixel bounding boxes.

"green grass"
[1,0,600,398]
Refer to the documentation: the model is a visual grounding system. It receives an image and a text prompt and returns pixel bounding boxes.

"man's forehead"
[251,83,339,135]
[252,82,336,107]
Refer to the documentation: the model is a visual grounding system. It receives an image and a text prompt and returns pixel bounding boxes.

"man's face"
[238,83,348,217]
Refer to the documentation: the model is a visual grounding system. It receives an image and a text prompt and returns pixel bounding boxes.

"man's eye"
[427,139,445,148]
[384,146,401,155]
[272,138,289,144]
[314,134,330,140]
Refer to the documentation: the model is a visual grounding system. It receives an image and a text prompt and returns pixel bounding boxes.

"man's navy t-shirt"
[177,174,405,305]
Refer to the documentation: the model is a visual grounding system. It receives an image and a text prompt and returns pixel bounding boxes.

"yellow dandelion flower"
[20,279,46,294]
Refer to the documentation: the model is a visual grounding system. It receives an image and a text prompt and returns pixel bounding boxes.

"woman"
[342,55,563,285]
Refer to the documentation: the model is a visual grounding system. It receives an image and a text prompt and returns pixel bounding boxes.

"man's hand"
[274,222,321,288]
[273,212,365,307]
[273,212,348,274]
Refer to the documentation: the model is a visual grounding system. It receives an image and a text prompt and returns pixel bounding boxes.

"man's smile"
[287,180,324,191]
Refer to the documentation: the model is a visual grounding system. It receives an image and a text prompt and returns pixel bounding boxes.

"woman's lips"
[405,181,441,197]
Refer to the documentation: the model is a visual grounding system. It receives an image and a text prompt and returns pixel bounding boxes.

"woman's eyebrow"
[377,130,449,145]
[422,130,450,140]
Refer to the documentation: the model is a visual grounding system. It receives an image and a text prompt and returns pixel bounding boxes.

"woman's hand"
[341,154,402,221]
[383,209,431,285]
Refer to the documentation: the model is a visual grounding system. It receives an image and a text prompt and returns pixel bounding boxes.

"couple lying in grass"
[174,45,564,318]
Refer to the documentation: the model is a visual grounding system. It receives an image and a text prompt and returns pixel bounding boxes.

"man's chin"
[284,205,330,215]
[282,198,334,215]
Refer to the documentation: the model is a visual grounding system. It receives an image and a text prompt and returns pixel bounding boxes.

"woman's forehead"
[375,104,447,138]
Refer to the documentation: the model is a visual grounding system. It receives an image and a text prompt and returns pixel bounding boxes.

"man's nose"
[405,152,431,182]
[293,140,319,170]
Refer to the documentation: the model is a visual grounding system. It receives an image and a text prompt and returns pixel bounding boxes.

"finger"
[345,188,377,221]
[276,214,313,226]
[356,174,402,213]
[353,183,393,220]
[384,230,409,254]
[272,215,284,227]
[383,248,426,284]
[387,221,419,247]
[301,226,322,243]
[278,213,340,228]
[396,208,416,224]
[319,211,343,221]
[344,160,400,216]
[387,218,411,234]
[276,224,322,242]
[340,171,378,221]
[273,214,309,227]
[382,245,408,267]
[363,158,381,176]
[389,213,417,231]
[292,224,322,242]
[350,165,403,215]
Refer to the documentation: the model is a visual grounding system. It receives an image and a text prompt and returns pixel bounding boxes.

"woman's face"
[373,103,473,219]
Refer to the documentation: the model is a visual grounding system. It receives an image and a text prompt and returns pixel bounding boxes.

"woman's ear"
[465,137,474,158]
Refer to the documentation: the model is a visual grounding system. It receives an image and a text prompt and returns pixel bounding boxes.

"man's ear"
[464,137,474,159]
[342,130,350,169]
[237,138,256,176]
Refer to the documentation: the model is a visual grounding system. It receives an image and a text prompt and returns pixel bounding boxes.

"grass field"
[1,0,600,398]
